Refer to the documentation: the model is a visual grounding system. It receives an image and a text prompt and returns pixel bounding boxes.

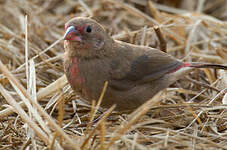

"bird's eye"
[86,25,92,33]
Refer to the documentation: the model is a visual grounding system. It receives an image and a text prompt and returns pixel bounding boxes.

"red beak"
[64,26,82,42]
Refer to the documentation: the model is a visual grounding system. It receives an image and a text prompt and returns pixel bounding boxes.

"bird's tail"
[184,62,227,70]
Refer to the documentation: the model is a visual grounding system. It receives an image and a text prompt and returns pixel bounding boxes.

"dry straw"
[0,0,226,149]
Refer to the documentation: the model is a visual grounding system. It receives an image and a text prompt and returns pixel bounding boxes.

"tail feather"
[185,62,227,70]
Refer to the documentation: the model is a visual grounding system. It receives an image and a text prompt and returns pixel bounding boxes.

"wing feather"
[109,45,182,90]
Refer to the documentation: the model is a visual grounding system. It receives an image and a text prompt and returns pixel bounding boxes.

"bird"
[63,17,227,111]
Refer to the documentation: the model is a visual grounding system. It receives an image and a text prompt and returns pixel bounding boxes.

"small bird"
[63,17,227,111]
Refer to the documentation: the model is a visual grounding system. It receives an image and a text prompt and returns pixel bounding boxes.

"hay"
[0,0,226,149]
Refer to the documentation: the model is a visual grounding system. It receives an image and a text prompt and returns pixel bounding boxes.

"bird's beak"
[64,26,82,42]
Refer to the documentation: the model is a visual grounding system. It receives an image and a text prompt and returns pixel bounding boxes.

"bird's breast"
[65,57,86,93]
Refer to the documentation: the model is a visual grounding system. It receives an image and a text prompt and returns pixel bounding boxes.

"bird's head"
[64,17,113,58]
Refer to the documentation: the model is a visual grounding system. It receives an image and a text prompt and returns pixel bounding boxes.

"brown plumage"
[63,17,227,111]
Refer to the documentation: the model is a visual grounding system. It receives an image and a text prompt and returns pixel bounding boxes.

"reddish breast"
[67,57,85,86]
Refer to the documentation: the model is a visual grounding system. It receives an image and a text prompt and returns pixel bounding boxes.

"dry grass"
[0,0,227,149]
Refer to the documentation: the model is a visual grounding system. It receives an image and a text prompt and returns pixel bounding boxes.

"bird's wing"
[109,47,182,90]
